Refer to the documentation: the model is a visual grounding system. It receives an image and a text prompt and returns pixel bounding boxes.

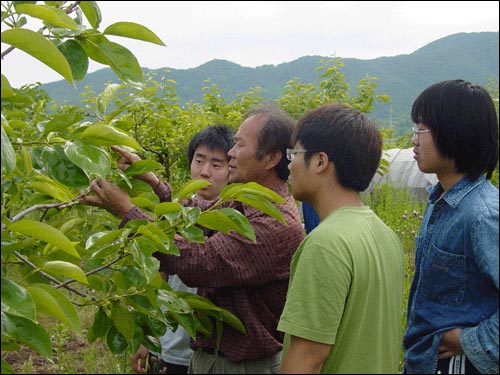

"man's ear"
[316,152,330,170]
[265,150,282,170]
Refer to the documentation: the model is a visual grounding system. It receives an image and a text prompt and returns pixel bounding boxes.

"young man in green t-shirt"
[278,104,405,373]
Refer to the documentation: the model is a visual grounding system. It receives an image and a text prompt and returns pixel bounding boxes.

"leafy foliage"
[2,3,497,374]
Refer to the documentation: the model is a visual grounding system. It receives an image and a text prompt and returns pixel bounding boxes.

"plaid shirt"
[121,181,305,362]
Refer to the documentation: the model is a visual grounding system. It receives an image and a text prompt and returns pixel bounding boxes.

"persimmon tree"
[1,3,398,374]
[1,2,282,373]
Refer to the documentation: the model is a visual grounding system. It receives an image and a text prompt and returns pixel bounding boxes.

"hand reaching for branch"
[80,178,134,218]
[111,145,141,171]
[111,145,160,188]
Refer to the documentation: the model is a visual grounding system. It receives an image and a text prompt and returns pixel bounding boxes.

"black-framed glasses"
[412,126,432,138]
[286,148,310,161]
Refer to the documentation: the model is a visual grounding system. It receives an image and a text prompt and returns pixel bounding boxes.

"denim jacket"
[403,175,499,374]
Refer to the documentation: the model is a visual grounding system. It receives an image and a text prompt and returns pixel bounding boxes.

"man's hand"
[111,145,141,171]
[112,145,159,188]
[80,178,134,218]
[438,328,464,359]
[130,344,149,374]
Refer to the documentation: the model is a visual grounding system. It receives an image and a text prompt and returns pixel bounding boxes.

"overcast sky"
[1,1,498,87]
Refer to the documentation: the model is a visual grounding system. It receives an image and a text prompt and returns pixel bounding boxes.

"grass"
[2,306,133,374]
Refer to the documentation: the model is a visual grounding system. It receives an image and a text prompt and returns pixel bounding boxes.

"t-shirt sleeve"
[278,242,352,345]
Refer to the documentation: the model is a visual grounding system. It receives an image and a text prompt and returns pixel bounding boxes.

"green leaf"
[92,307,111,338]
[107,325,128,354]
[8,220,80,259]
[196,208,256,241]
[57,40,89,81]
[0,88,34,104]
[103,22,166,46]
[236,194,286,224]
[157,289,192,314]
[114,168,132,189]
[101,41,143,83]
[182,206,201,225]
[1,74,14,98]
[41,145,90,188]
[177,179,211,201]
[125,295,158,318]
[220,208,256,241]
[179,225,205,243]
[29,174,74,202]
[80,31,143,83]
[79,1,101,29]
[154,202,183,216]
[77,32,109,65]
[111,303,135,341]
[1,29,73,84]
[97,83,122,115]
[1,278,37,322]
[238,182,285,203]
[64,141,111,179]
[124,159,164,177]
[59,218,85,234]
[26,283,82,336]
[85,229,127,251]
[130,196,156,210]
[76,123,142,150]
[220,308,247,335]
[1,125,16,172]
[4,314,52,359]
[1,359,14,374]
[130,237,161,284]
[167,311,197,339]
[177,292,246,334]
[219,183,245,199]
[41,260,89,285]
[195,211,232,234]
[143,315,167,337]
[43,112,84,134]
[15,4,79,30]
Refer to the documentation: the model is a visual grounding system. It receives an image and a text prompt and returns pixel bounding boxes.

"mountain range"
[42,31,499,133]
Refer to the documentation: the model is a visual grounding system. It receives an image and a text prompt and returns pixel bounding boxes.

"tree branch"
[13,250,87,298]
[1,189,91,230]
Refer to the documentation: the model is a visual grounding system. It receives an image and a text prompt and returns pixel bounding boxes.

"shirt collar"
[427,175,486,208]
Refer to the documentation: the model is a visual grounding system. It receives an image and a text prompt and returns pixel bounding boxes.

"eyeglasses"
[412,126,432,138]
[286,148,310,161]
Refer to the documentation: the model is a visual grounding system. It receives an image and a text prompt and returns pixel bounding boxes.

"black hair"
[187,125,234,164]
[411,79,498,180]
[295,104,382,191]
[244,103,296,180]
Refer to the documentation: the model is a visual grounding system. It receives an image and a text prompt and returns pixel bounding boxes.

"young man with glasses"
[403,80,499,374]
[278,104,405,373]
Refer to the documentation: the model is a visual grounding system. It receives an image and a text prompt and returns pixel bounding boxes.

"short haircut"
[295,104,382,191]
[244,103,296,180]
[411,79,499,180]
[187,125,234,164]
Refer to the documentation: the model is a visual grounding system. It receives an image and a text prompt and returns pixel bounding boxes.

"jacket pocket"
[421,245,466,306]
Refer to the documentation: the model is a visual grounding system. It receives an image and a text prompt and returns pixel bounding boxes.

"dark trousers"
[435,355,480,374]
[148,352,189,374]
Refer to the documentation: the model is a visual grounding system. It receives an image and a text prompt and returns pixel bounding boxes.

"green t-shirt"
[278,206,404,374]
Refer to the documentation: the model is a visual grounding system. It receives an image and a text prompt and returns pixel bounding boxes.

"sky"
[1,1,499,87]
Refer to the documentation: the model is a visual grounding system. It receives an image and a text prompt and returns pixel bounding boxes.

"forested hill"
[42,31,499,131]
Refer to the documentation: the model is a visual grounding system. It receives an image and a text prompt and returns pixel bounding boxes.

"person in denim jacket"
[403,80,499,374]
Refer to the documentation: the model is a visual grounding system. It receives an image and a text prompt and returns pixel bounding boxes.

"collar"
[427,175,486,208]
